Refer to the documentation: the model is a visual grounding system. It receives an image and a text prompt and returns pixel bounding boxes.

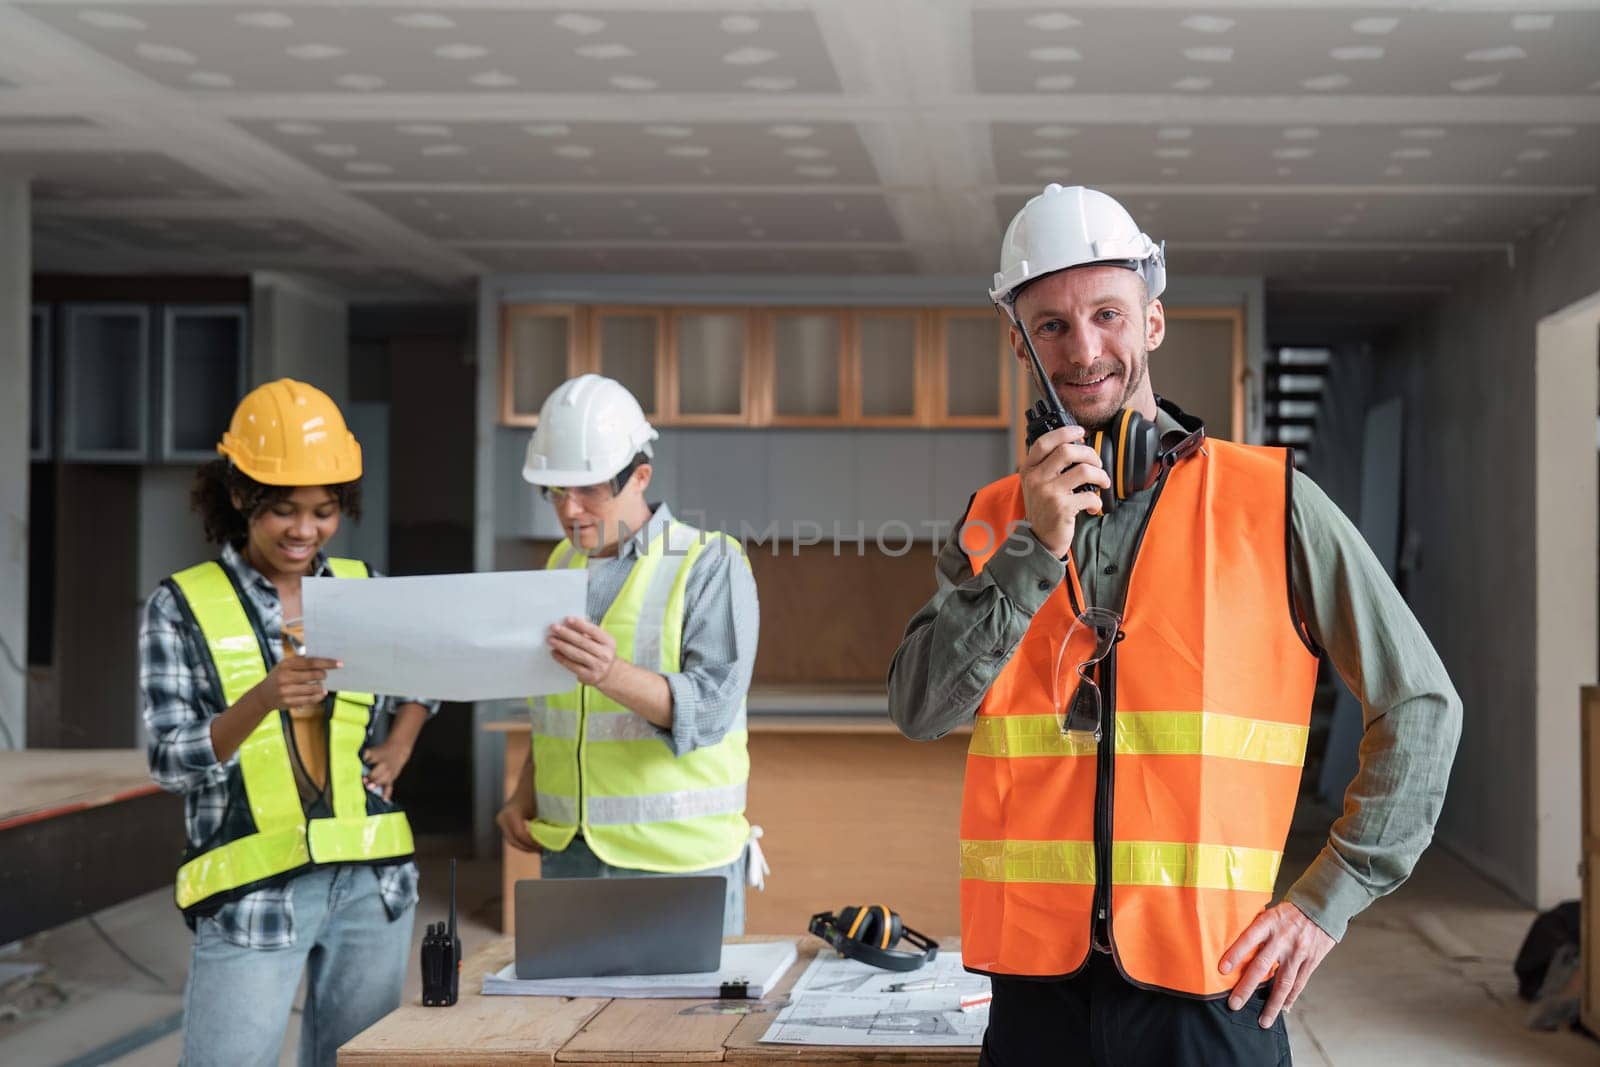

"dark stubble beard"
[1050,347,1150,432]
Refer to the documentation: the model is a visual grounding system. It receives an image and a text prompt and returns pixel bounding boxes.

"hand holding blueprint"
[302,569,587,701]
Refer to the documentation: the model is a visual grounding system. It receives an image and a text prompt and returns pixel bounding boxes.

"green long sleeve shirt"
[886,410,1462,942]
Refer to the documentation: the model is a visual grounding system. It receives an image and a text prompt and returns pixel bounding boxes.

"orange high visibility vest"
[958,438,1319,996]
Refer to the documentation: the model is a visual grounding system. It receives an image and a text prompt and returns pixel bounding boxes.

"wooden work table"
[0,749,183,943]
[483,712,970,938]
[340,936,979,1064]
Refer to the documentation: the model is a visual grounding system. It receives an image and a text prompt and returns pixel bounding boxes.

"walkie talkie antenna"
[1012,309,1076,429]
[447,858,457,943]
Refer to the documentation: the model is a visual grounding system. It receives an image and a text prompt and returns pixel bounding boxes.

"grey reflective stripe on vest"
[585,707,747,743]
[631,525,700,674]
[586,712,663,742]
[528,701,579,740]
[536,791,577,824]
[586,782,747,826]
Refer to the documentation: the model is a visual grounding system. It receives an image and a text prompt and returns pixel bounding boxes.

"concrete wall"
[250,272,349,403]
[1315,192,1600,904]
[0,177,28,749]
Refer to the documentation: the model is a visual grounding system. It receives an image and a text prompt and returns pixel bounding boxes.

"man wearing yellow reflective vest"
[140,379,437,1067]
[496,374,760,935]
[888,186,1461,1067]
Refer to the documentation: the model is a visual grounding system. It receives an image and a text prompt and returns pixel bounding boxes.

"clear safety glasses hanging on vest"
[1053,606,1122,743]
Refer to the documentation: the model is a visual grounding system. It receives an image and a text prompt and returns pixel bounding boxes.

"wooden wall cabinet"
[500,305,583,427]
[934,309,1011,427]
[767,310,848,426]
[851,310,925,426]
[667,309,755,425]
[592,307,664,420]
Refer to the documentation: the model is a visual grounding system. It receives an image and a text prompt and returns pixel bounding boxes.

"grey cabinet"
[62,304,150,462]
[161,305,249,462]
[29,305,50,461]
[58,302,250,464]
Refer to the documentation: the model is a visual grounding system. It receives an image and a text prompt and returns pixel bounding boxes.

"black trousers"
[978,953,1291,1067]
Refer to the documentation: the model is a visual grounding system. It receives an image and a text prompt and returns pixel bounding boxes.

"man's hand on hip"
[1219,901,1335,1028]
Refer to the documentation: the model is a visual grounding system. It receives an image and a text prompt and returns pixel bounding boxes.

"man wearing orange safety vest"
[889,185,1461,1066]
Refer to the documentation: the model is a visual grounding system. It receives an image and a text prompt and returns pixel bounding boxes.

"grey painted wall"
[492,424,1010,548]
[1310,191,1600,904]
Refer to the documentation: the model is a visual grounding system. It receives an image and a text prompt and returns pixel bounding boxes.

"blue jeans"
[180,866,415,1067]
[540,835,747,936]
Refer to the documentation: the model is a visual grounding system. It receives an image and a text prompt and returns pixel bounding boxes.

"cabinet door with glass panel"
[62,303,151,462]
[160,305,248,463]
[767,309,849,426]
[591,307,664,422]
[850,310,925,426]
[666,309,754,425]
[933,309,1010,427]
[501,304,583,426]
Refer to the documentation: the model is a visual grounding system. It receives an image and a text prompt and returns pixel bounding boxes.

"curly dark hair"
[191,459,363,546]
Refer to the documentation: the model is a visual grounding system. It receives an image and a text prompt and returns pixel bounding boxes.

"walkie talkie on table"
[421,858,462,1007]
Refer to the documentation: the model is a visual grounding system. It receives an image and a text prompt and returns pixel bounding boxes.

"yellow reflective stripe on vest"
[961,839,1096,885]
[327,695,373,821]
[960,840,1281,893]
[969,716,1097,758]
[170,563,302,845]
[307,810,413,859]
[175,828,309,909]
[969,712,1308,766]
[1117,711,1307,766]
[170,562,268,707]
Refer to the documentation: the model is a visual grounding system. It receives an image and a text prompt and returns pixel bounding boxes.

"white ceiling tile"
[247,119,883,188]
[972,8,1600,94]
[26,6,841,94]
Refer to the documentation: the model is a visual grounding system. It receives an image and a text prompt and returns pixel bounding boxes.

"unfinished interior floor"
[0,824,1594,1066]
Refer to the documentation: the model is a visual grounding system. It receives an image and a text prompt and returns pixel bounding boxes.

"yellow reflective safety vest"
[166,558,414,915]
[527,522,751,872]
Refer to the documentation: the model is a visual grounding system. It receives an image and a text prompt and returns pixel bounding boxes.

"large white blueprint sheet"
[762,942,990,1047]
[302,569,587,701]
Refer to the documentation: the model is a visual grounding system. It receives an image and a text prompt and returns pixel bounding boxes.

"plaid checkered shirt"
[139,542,438,949]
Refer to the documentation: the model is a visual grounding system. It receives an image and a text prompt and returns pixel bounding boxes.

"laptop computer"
[514,876,725,979]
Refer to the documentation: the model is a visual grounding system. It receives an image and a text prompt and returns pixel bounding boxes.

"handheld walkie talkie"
[421,858,461,1007]
[1011,311,1078,448]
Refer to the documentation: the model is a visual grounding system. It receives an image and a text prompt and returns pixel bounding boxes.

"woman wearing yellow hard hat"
[138,378,435,1067]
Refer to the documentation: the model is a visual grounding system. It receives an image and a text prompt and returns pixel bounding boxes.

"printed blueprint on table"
[788,944,989,997]
[761,941,991,1047]
[762,991,988,1047]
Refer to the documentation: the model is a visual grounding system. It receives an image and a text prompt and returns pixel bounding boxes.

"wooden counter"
[340,936,979,1064]
[0,750,183,942]
[482,716,968,939]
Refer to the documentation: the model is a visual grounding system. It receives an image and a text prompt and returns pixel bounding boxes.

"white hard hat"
[521,374,658,487]
[989,184,1166,317]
